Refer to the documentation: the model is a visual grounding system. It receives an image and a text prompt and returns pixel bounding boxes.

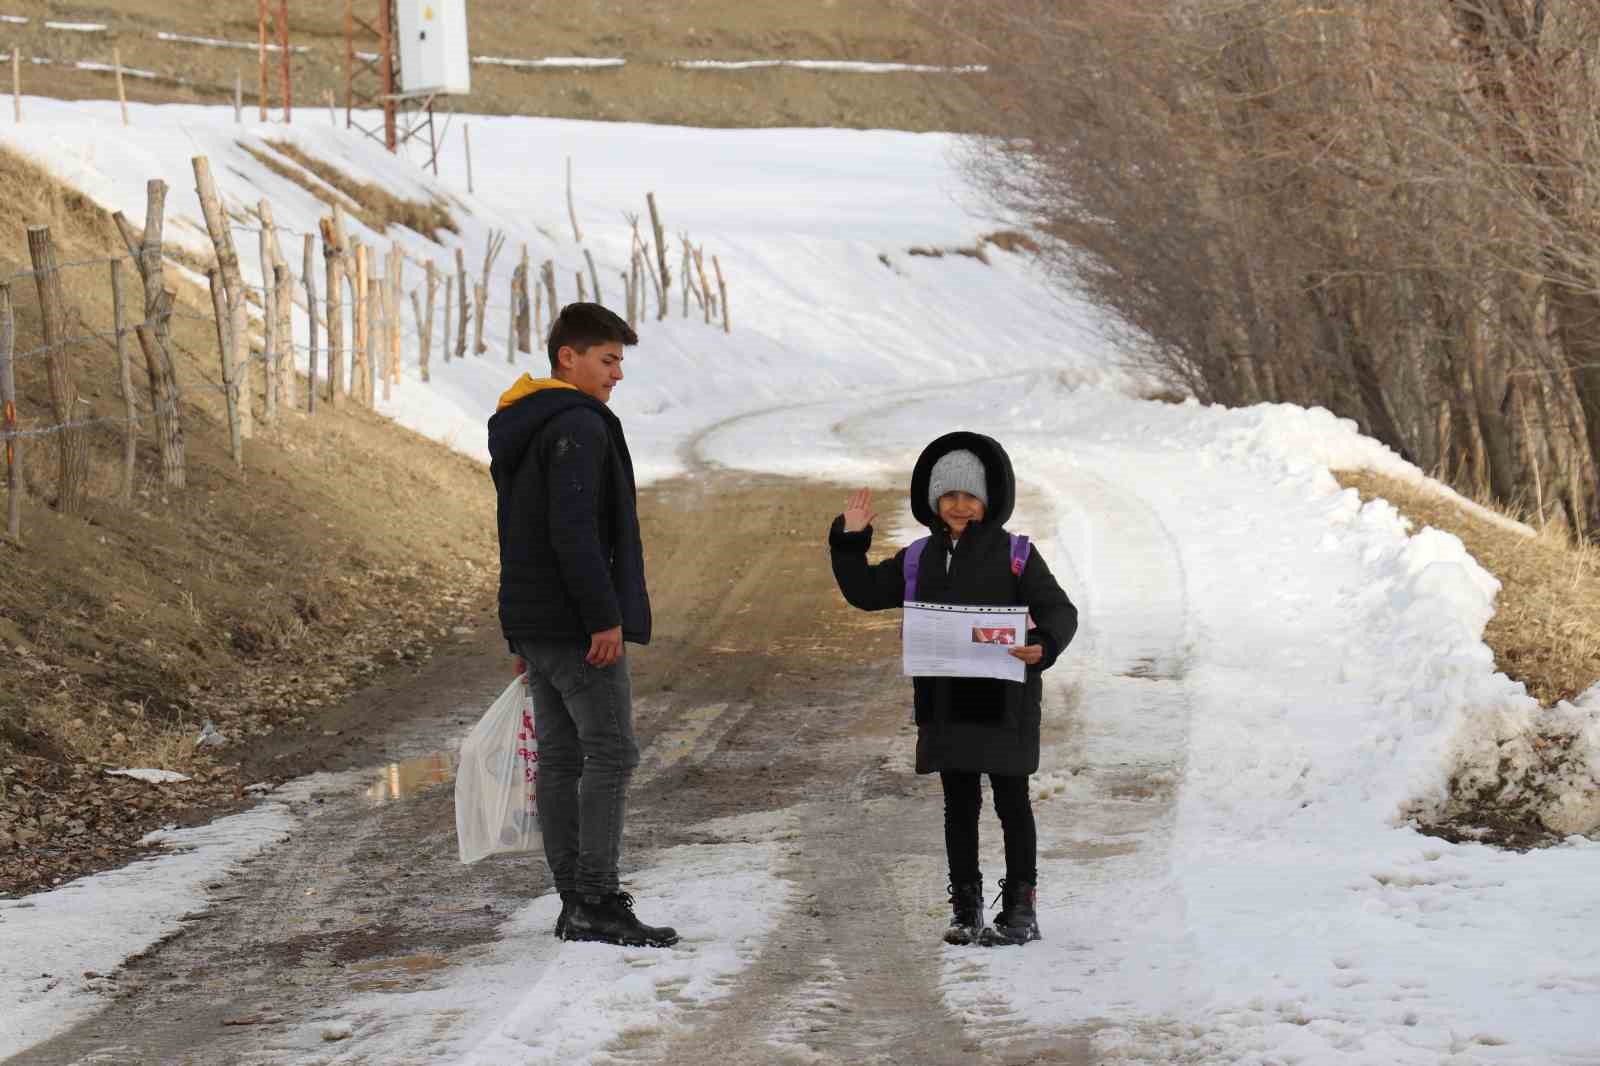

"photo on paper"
[971,626,1018,646]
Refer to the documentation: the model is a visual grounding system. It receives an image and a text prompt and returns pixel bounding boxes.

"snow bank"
[0,776,338,1058]
[704,377,1600,1061]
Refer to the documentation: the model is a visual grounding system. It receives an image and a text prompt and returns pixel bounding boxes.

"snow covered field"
[1,100,1598,1064]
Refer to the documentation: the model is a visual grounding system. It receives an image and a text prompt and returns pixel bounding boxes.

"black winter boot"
[943,881,985,945]
[553,891,577,938]
[980,879,1041,946]
[562,891,680,947]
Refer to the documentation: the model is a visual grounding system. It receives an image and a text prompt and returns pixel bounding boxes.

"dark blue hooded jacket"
[488,376,651,649]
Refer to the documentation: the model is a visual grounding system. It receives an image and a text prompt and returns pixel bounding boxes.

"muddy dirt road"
[8,470,1115,1066]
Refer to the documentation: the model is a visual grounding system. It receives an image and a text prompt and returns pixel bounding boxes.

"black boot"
[980,878,1041,946]
[562,891,680,947]
[553,891,577,938]
[943,881,984,946]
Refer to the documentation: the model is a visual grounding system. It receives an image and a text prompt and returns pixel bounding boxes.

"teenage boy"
[488,302,676,948]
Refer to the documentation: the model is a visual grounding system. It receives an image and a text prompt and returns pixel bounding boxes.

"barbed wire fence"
[1,156,732,546]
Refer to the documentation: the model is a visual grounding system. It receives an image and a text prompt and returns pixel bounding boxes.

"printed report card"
[902,601,1028,683]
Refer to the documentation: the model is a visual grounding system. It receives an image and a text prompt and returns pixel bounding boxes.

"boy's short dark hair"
[548,302,638,368]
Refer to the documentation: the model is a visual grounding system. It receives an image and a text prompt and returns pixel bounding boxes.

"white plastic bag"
[455,675,541,864]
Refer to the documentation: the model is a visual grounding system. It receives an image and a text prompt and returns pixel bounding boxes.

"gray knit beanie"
[927,449,988,511]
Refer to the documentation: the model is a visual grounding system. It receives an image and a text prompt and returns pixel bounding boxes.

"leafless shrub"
[937,0,1600,534]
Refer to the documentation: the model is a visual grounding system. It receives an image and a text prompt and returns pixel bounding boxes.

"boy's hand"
[842,488,878,532]
[513,655,527,679]
[587,626,624,667]
[1009,644,1043,666]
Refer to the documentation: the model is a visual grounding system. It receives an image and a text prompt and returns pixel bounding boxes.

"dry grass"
[237,142,365,221]
[981,230,1041,255]
[907,231,1042,265]
[250,141,458,242]
[0,140,496,811]
[1337,471,1600,705]
[0,0,984,132]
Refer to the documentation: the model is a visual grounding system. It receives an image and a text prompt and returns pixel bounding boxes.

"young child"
[828,432,1078,946]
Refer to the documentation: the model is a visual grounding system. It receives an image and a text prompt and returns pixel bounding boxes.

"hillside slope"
[0,0,983,130]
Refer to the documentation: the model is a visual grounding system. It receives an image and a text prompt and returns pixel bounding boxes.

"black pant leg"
[940,770,982,885]
[989,773,1037,885]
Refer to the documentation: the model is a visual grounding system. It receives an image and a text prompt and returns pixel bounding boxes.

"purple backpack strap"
[1009,533,1031,577]
[905,534,1029,600]
[903,536,930,601]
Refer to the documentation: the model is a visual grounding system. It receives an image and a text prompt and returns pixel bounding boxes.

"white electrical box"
[397,0,471,96]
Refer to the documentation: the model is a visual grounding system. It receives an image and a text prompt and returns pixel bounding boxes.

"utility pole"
[344,0,398,150]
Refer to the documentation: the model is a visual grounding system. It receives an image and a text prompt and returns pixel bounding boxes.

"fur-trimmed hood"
[909,431,1017,531]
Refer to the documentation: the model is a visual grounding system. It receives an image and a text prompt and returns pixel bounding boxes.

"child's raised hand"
[842,488,878,532]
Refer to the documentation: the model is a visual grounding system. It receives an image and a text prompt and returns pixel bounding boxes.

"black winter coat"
[829,432,1077,776]
[489,381,651,648]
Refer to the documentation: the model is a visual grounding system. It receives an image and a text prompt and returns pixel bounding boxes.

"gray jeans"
[514,639,640,896]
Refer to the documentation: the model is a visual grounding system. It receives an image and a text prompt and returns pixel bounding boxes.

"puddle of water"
[347,953,452,993]
[348,953,451,976]
[365,753,457,804]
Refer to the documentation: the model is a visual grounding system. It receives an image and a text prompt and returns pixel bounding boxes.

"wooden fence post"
[133,307,182,486]
[693,245,712,326]
[1,283,18,542]
[111,260,137,500]
[442,276,453,365]
[193,155,253,439]
[473,281,488,356]
[388,245,402,384]
[541,260,557,334]
[257,0,270,122]
[113,178,183,488]
[207,268,243,466]
[374,270,390,403]
[584,249,602,307]
[114,47,128,126]
[455,249,469,361]
[277,0,291,124]
[261,258,278,424]
[631,226,662,318]
[353,243,370,407]
[481,232,505,307]
[713,254,729,334]
[517,244,531,353]
[417,260,436,381]
[319,218,345,408]
[303,232,318,414]
[507,267,518,363]
[234,68,242,124]
[576,270,586,304]
[378,250,393,397]
[12,50,20,124]
[566,156,582,243]
[533,275,543,347]
[464,123,474,194]
[647,192,670,319]
[681,237,693,318]
[630,259,640,328]
[26,226,89,514]
[275,262,294,410]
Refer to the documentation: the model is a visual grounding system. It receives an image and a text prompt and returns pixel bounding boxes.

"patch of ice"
[104,768,191,784]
